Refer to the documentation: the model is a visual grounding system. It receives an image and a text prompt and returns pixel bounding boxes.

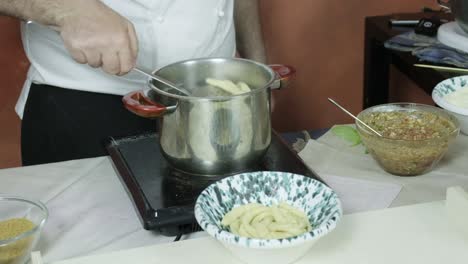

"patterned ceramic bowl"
[432,76,468,135]
[194,171,342,264]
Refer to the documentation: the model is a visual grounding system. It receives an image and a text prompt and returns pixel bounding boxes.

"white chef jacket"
[16,0,236,118]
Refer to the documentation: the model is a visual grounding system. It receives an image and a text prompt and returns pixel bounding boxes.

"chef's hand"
[57,0,138,75]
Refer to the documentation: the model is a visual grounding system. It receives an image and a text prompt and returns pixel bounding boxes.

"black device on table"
[415,18,443,36]
[105,131,324,237]
[389,17,443,36]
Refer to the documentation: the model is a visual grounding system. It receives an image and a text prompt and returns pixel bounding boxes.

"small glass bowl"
[356,103,460,176]
[0,196,48,264]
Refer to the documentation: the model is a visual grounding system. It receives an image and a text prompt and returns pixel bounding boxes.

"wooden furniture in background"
[363,12,456,108]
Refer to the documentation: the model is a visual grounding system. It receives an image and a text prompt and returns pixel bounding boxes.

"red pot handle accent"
[269,64,296,89]
[122,90,167,118]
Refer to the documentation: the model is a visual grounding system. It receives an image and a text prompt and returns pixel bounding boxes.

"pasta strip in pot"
[206,78,251,95]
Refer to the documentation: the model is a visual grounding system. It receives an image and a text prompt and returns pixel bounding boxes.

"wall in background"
[260,0,438,132]
[0,17,29,168]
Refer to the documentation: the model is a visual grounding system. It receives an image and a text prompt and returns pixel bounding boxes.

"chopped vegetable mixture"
[361,111,456,140]
[357,110,458,176]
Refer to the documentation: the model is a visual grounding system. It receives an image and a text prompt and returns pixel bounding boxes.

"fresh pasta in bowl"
[221,202,312,239]
[194,171,342,264]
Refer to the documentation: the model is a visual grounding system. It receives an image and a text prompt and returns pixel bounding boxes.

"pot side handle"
[269,64,296,90]
[122,90,167,118]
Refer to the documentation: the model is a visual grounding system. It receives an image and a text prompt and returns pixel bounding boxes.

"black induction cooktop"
[105,131,323,237]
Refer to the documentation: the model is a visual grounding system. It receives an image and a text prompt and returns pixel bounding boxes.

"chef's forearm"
[234,0,267,63]
[0,0,90,27]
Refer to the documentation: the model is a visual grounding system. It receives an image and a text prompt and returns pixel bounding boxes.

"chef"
[0,0,266,166]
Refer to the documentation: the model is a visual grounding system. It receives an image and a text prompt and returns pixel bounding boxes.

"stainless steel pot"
[438,0,468,33]
[123,58,294,176]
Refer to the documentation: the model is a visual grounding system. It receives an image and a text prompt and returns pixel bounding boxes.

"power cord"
[174,234,183,242]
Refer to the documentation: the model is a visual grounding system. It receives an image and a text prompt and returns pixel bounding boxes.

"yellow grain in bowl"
[0,196,48,264]
[0,218,36,264]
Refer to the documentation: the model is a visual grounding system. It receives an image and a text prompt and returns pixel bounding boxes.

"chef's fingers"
[117,49,134,76]
[85,51,103,68]
[69,49,87,64]
[115,23,138,76]
[102,52,121,75]
[127,22,139,61]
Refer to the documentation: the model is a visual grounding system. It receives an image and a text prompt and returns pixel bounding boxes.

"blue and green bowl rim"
[433,75,468,116]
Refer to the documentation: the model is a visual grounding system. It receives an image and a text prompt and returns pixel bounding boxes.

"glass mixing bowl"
[0,196,48,264]
[356,103,460,176]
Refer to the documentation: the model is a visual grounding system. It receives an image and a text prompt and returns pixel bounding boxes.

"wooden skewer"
[327,98,383,137]
[413,64,468,73]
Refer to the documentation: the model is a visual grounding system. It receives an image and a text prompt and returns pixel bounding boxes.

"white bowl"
[433,76,468,135]
[194,171,342,264]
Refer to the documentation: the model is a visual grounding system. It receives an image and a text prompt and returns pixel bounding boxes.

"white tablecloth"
[299,128,468,207]
[1,129,467,263]
[0,157,206,263]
